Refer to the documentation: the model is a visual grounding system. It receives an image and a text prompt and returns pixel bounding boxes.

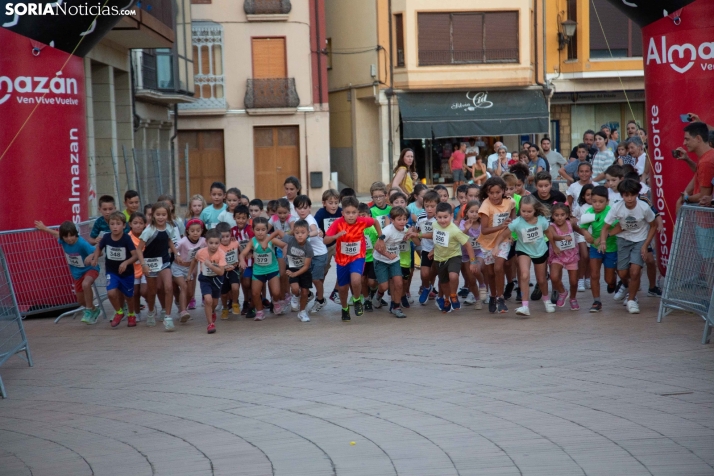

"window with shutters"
[252,38,287,78]
[395,14,405,67]
[179,22,224,111]
[589,0,642,58]
[417,11,519,66]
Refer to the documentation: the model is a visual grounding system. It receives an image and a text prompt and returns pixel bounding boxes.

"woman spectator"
[493,146,510,176]
[468,154,488,185]
[391,148,419,195]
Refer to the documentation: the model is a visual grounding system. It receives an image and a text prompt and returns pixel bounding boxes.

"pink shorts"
[482,241,511,265]
[548,248,580,271]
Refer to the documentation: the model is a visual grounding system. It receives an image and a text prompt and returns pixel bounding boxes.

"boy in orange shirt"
[188,229,226,334]
[216,222,240,319]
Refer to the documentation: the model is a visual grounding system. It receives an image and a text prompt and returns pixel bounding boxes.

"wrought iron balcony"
[244,0,292,15]
[245,78,300,110]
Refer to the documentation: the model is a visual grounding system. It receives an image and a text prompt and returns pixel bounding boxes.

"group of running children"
[35,162,660,334]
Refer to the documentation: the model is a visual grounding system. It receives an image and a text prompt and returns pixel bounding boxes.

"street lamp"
[558,19,577,51]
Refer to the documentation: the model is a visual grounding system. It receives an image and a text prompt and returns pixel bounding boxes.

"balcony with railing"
[244,78,300,114]
[418,49,520,66]
[134,49,196,105]
[244,0,291,21]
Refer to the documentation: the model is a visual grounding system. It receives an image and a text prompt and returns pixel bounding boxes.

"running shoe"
[589,301,602,313]
[496,297,508,314]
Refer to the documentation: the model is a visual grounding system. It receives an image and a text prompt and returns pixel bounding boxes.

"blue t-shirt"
[528,158,548,177]
[90,216,129,239]
[314,207,342,249]
[99,233,136,277]
[59,237,100,279]
[508,216,550,258]
[200,204,227,230]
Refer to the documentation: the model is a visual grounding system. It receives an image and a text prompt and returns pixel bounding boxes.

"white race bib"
[434,229,449,247]
[145,257,163,273]
[623,217,640,231]
[469,237,481,250]
[365,237,374,250]
[254,252,273,266]
[323,218,338,231]
[188,247,200,261]
[521,226,542,244]
[287,255,305,268]
[399,241,410,252]
[202,261,217,277]
[377,215,388,228]
[225,248,238,265]
[341,241,360,256]
[238,240,249,251]
[107,246,126,261]
[494,212,510,227]
[65,253,85,268]
[421,220,433,234]
[386,244,400,256]
[557,233,576,251]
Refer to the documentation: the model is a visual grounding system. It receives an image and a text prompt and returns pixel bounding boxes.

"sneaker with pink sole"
[254,310,266,321]
[570,299,580,311]
[187,298,197,310]
[556,292,567,308]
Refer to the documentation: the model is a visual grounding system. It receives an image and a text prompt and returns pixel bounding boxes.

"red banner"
[0,27,88,231]
[642,0,714,275]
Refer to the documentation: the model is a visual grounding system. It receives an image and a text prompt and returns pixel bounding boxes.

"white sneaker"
[163,317,175,331]
[290,295,299,312]
[310,299,326,313]
[298,310,310,322]
[475,299,483,310]
[479,287,488,302]
[544,301,556,313]
[146,311,156,327]
[585,278,591,289]
[624,296,637,307]
[464,293,477,305]
[372,293,383,309]
[577,278,586,292]
[406,293,414,304]
[516,306,530,316]
[614,285,628,301]
[627,300,640,314]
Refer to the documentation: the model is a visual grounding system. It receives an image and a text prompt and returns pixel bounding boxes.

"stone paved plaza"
[2,276,714,476]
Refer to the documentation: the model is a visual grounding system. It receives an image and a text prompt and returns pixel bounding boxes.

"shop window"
[589,0,642,58]
[417,11,519,66]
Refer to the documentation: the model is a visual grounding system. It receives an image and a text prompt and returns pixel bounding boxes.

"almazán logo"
[0,75,79,105]
[646,37,714,74]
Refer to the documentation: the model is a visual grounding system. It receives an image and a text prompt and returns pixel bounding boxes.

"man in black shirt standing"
[569,130,598,162]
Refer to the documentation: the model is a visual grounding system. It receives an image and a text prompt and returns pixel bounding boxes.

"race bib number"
[287,255,305,268]
[494,212,510,227]
[521,226,542,244]
[323,218,338,231]
[434,229,449,247]
[145,257,163,273]
[254,252,273,266]
[202,261,217,277]
[557,233,576,251]
[421,221,433,234]
[188,247,200,261]
[386,244,400,256]
[365,238,374,250]
[107,246,126,261]
[341,241,360,256]
[225,249,238,265]
[238,240,249,251]
[399,241,410,252]
[469,237,481,250]
[623,217,640,231]
[377,215,388,228]
[65,253,85,268]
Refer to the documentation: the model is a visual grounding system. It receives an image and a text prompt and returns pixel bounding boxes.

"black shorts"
[220,269,240,294]
[288,268,313,289]
[436,256,462,283]
[364,261,377,280]
[516,248,549,265]
[507,241,516,260]
[420,250,434,268]
[401,266,411,281]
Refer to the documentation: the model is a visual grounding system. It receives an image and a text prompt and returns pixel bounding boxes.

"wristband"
[470,259,477,264]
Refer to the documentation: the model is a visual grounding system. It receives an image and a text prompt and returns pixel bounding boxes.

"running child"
[459,200,485,309]
[122,190,141,223]
[478,177,516,313]
[216,222,240,319]
[566,162,593,291]
[143,204,153,224]
[187,228,225,334]
[370,182,392,229]
[501,173,520,302]
[135,202,180,330]
[184,194,206,309]
[35,220,101,324]
[239,217,284,321]
[416,191,439,304]
[270,198,296,303]
[157,194,185,238]
[324,196,384,321]
[358,203,379,312]
[128,212,148,319]
[578,186,618,312]
[390,192,416,307]
[249,199,267,221]
[217,187,242,227]
[314,189,342,309]
[493,195,560,316]
[230,205,255,317]
[548,203,581,310]
[175,218,206,323]
[294,195,327,313]
[407,183,428,223]
[269,221,314,322]
[572,184,594,293]
[453,184,469,220]
[89,195,127,245]
[90,212,138,327]
[434,184,450,203]
[601,179,657,314]
[200,181,227,230]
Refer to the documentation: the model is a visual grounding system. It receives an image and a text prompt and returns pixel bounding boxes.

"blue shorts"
[199,274,224,299]
[242,266,253,278]
[253,271,279,283]
[107,273,134,297]
[336,259,365,287]
[589,247,617,269]
[275,248,284,259]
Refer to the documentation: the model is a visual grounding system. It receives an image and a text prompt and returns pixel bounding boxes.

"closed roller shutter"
[252,38,287,78]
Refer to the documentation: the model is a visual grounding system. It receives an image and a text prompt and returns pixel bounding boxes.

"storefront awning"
[398,90,549,139]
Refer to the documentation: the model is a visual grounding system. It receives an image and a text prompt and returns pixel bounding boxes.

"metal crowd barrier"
[0,219,109,323]
[0,248,33,398]
[658,205,714,344]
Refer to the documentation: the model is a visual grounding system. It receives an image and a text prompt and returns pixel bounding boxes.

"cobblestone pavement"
[2,275,714,476]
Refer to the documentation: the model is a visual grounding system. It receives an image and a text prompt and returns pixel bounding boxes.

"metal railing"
[245,78,300,109]
[419,48,519,65]
[0,247,33,398]
[244,0,292,15]
[658,205,714,344]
